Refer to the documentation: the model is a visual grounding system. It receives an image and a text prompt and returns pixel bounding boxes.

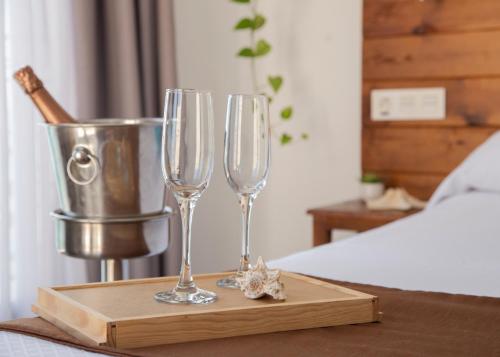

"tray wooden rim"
[40,272,376,320]
[33,271,380,348]
[33,304,109,345]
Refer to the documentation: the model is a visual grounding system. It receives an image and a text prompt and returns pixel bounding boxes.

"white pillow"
[428,131,500,208]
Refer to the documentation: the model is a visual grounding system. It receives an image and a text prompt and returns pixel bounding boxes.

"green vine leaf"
[254,39,271,56]
[253,15,266,30]
[237,47,255,57]
[281,106,293,120]
[280,133,292,145]
[268,76,283,93]
[231,1,302,147]
[234,18,254,30]
[234,15,266,31]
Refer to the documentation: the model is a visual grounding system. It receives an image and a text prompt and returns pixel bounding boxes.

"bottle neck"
[14,66,75,124]
[29,88,75,124]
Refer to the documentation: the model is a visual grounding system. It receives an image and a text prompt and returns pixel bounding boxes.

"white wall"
[173,0,362,273]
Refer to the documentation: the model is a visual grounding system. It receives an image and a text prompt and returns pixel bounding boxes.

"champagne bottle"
[14,66,75,124]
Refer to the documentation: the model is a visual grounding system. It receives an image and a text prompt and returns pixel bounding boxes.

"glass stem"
[238,193,255,273]
[176,196,197,291]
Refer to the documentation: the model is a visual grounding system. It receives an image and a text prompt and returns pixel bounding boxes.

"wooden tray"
[33,272,381,349]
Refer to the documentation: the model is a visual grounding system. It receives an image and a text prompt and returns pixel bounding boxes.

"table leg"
[313,218,332,247]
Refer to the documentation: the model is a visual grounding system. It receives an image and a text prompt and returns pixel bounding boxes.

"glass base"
[154,287,217,304]
[216,275,240,289]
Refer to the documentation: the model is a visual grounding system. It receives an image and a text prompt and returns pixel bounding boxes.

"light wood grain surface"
[362,0,500,199]
[34,272,379,349]
[364,0,500,38]
[363,79,500,128]
[364,31,500,80]
[363,127,497,174]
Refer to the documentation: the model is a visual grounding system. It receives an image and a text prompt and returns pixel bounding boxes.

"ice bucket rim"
[50,207,172,223]
[42,118,162,128]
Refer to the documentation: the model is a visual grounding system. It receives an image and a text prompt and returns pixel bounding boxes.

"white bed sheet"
[0,331,107,357]
[269,191,500,297]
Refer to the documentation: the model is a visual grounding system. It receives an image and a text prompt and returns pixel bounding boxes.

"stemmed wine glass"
[217,94,271,288]
[155,89,217,304]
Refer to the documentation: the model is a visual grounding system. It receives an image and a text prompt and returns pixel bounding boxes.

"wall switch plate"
[370,87,446,121]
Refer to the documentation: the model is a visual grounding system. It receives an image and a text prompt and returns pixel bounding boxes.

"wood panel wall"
[362,0,500,199]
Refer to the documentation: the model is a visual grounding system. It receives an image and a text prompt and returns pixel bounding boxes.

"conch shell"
[236,256,286,300]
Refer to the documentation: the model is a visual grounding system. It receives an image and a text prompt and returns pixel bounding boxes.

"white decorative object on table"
[361,182,385,201]
[366,188,427,211]
[236,256,286,300]
[360,173,385,201]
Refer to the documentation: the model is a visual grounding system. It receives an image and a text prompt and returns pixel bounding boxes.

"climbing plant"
[231,0,308,145]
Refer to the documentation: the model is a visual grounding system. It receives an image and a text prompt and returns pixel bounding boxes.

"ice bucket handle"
[66,146,100,186]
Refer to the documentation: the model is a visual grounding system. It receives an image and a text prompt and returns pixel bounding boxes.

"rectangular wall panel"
[364,0,500,38]
[364,31,500,80]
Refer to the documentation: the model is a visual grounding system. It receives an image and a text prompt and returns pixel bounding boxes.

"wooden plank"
[34,273,380,348]
[32,305,108,346]
[362,127,496,174]
[364,0,500,38]
[115,297,376,348]
[375,172,444,200]
[51,272,229,291]
[363,79,500,127]
[34,287,110,345]
[361,1,500,201]
[363,31,500,80]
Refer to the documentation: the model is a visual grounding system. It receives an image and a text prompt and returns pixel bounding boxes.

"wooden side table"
[307,199,421,247]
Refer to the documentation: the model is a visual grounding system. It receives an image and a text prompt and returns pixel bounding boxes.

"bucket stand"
[101,259,123,282]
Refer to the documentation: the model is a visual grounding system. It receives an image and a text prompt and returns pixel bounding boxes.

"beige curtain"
[71,0,181,280]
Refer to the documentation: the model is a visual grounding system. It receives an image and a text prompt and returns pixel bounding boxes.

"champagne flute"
[155,89,217,304]
[217,94,271,288]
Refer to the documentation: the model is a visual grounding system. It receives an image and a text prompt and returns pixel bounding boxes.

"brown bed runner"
[1,280,500,356]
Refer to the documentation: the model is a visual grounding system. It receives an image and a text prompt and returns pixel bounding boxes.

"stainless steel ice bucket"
[51,208,170,259]
[46,118,166,218]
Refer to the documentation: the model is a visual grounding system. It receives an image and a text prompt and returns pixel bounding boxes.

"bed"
[2,132,500,356]
[272,132,500,299]
[271,192,500,297]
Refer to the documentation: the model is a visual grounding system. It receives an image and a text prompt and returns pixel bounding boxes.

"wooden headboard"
[362,0,500,199]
